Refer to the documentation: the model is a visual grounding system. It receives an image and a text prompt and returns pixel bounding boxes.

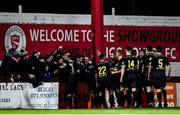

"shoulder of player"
[128,55,139,60]
[98,61,109,65]
[145,54,155,58]
[151,55,167,62]
[155,55,167,59]
[104,61,110,65]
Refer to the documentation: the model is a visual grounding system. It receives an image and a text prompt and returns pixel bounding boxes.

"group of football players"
[95,45,171,108]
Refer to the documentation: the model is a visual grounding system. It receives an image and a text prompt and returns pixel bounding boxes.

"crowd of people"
[0,45,171,109]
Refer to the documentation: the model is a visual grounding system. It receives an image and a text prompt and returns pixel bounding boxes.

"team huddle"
[96,45,171,108]
[0,45,171,109]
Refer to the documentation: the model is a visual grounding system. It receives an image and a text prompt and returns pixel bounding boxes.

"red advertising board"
[0,24,179,62]
[154,83,176,107]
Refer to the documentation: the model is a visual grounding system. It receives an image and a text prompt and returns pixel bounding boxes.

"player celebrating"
[111,49,125,107]
[96,54,113,108]
[151,46,171,108]
[136,49,145,107]
[142,45,155,107]
[120,46,139,107]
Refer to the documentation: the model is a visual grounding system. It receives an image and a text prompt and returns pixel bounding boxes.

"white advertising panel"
[0,83,59,109]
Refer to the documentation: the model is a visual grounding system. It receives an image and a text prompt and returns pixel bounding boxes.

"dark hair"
[116,49,123,55]
[132,49,136,56]
[156,46,163,52]
[139,49,145,53]
[99,54,105,59]
[110,50,115,54]
[125,46,132,51]
[146,45,153,52]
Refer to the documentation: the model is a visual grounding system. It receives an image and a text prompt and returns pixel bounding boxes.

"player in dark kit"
[136,49,145,107]
[142,45,155,107]
[120,46,139,107]
[83,56,97,108]
[111,49,125,107]
[109,51,118,108]
[62,53,78,109]
[151,46,171,108]
[96,54,113,108]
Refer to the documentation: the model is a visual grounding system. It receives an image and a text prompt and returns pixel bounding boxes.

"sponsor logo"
[4,25,26,52]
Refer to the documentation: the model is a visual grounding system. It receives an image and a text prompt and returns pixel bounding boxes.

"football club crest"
[4,25,26,52]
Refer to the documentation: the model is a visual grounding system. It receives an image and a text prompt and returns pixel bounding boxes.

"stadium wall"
[0,13,180,108]
[0,13,180,78]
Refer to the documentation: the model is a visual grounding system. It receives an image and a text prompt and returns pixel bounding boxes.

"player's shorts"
[123,71,137,88]
[66,75,78,94]
[142,70,153,86]
[110,74,120,90]
[153,70,166,89]
[136,72,144,88]
[97,76,112,91]
[85,74,96,92]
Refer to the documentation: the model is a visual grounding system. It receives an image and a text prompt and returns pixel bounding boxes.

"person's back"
[152,54,170,89]
[96,54,112,108]
[121,46,139,107]
[97,61,111,78]
[124,55,139,73]
[151,47,170,89]
[151,46,171,108]
[152,55,169,72]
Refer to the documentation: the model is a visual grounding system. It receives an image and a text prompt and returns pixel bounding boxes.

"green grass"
[0,108,180,114]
